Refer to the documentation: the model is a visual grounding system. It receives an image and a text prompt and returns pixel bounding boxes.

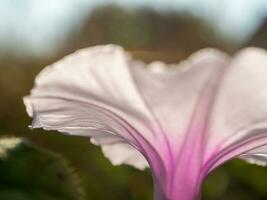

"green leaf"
[0,137,85,200]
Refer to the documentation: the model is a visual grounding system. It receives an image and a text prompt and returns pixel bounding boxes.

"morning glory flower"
[24,45,267,200]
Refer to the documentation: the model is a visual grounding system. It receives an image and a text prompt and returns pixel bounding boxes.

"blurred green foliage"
[0,4,266,200]
[203,160,267,200]
[0,137,84,200]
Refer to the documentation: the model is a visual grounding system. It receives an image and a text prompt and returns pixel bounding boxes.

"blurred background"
[0,0,267,199]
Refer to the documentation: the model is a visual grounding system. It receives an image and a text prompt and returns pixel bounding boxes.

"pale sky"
[0,0,266,56]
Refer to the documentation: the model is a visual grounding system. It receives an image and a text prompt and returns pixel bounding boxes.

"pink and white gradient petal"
[24,45,267,200]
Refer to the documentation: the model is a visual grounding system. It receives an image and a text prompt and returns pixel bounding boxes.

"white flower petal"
[131,48,230,153]
[239,146,267,167]
[25,45,232,170]
[102,143,149,169]
[206,48,267,169]
[24,45,157,169]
